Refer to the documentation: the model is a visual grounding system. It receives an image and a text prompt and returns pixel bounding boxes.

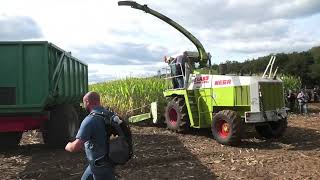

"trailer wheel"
[212,110,242,145]
[164,97,189,132]
[255,118,287,139]
[43,104,79,147]
[0,132,23,148]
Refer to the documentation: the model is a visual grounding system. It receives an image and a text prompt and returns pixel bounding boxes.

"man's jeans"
[176,76,184,88]
[298,103,308,115]
[81,165,116,180]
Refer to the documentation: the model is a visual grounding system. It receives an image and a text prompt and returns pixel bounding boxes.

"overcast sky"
[1,0,319,83]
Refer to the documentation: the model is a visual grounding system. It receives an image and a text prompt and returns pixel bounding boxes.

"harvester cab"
[119,1,288,146]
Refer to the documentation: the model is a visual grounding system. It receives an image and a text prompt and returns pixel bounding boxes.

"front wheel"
[211,110,243,145]
[255,118,287,139]
[164,97,189,132]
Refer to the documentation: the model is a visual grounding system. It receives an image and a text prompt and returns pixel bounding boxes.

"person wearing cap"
[164,56,179,88]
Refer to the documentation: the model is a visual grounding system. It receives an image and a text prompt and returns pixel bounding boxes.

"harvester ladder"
[187,91,214,128]
[197,94,213,127]
[187,90,200,127]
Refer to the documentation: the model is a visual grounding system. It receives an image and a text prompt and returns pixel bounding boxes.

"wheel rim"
[217,120,230,138]
[169,108,178,125]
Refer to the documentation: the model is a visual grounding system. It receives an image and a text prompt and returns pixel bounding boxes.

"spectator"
[287,90,296,112]
[297,89,309,115]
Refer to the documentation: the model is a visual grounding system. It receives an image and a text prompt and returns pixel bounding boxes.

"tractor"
[119,1,288,145]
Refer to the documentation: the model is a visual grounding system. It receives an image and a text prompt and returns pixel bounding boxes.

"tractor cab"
[164,51,212,90]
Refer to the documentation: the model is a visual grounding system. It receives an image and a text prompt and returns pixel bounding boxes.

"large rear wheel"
[211,110,242,145]
[164,97,189,132]
[42,104,80,147]
[255,118,287,139]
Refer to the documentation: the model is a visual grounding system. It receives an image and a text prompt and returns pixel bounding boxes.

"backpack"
[90,109,133,165]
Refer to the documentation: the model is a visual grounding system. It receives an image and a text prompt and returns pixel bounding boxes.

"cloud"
[115,0,320,63]
[73,0,320,81]
[0,15,42,40]
[88,63,166,84]
[71,42,173,65]
[1,0,319,83]
[150,0,320,28]
[89,73,115,84]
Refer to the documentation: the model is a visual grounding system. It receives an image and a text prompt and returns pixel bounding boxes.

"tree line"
[212,46,320,88]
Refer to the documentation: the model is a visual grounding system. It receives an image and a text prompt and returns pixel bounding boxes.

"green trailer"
[0,41,88,147]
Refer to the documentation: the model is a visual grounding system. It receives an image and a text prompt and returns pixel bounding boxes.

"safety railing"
[161,63,192,90]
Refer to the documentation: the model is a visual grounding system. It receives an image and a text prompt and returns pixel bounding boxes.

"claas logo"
[194,76,209,84]
[214,79,231,85]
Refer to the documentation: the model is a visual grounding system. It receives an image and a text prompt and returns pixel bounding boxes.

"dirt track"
[1,104,320,180]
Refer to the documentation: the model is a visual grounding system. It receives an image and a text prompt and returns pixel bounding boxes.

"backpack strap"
[90,110,115,125]
[90,111,125,137]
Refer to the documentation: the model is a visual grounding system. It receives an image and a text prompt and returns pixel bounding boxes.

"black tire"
[211,110,242,145]
[255,118,287,139]
[164,97,189,132]
[0,132,23,148]
[42,104,80,147]
[109,120,133,161]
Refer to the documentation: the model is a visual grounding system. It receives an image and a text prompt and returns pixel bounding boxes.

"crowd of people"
[286,87,320,115]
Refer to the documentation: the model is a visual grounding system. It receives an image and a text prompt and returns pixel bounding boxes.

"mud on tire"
[212,110,242,146]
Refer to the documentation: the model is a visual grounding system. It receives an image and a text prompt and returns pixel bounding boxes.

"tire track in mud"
[1,111,320,180]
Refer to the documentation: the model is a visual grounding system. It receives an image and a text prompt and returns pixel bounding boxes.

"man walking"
[65,91,116,180]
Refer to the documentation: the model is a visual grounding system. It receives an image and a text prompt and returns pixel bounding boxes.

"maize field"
[280,74,302,92]
[90,77,168,117]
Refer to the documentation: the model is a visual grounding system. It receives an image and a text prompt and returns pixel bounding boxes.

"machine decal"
[214,79,232,85]
[194,76,209,84]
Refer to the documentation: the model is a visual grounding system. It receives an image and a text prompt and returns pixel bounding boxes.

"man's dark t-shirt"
[76,106,110,164]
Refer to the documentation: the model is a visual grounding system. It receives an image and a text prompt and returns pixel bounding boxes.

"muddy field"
[1,104,320,180]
